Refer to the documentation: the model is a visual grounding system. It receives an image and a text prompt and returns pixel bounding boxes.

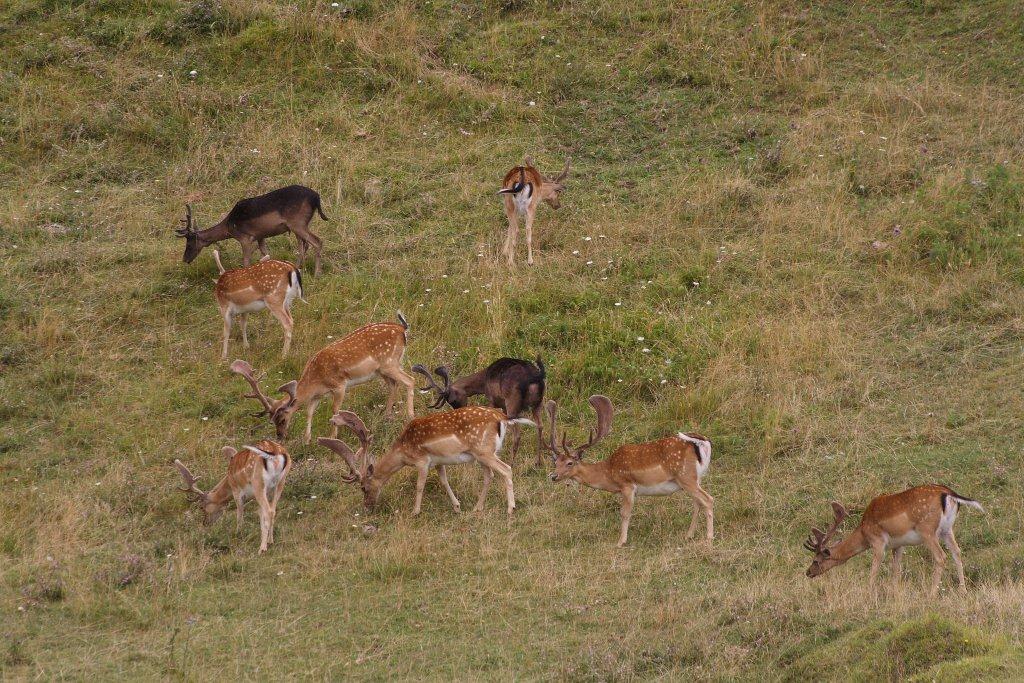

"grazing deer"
[212,250,303,359]
[317,408,534,515]
[498,156,570,266]
[176,184,327,275]
[232,314,415,444]
[172,440,292,554]
[412,357,546,465]
[804,485,983,596]
[546,396,713,547]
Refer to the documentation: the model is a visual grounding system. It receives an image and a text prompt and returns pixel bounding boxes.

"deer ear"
[367,464,374,476]
[221,446,238,460]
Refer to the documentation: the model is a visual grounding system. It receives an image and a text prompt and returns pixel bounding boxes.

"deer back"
[606,434,711,484]
[215,259,296,305]
[501,165,545,191]
[298,322,407,392]
[225,439,291,490]
[396,406,508,457]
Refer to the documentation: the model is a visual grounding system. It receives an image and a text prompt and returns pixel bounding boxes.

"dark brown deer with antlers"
[412,357,546,465]
[176,185,327,275]
[498,156,570,266]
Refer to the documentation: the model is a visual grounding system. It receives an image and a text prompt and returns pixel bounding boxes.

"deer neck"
[196,221,231,246]
[827,527,869,565]
[368,447,406,487]
[205,476,235,507]
[571,460,618,492]
[456,371,488,398]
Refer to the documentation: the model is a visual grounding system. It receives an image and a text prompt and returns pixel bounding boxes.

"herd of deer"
[170,159,984,596]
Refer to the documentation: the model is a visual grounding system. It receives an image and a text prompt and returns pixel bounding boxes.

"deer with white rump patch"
[317,408,534,515]
[804,484,983,596]
[546,396,713,547]
[172,440,292,554]
[232,314,416,444]
[212,250,302,359]
[498,156,570,266]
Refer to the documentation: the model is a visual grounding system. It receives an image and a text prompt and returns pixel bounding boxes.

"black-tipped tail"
[396,311,409,330]
[315,195,328,221]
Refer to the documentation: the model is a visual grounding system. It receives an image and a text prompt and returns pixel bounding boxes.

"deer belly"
[888,530,923,547]
[231,300,267,315]
[429,453,475,466]
[345,373,376,387]
[635,481,681,496]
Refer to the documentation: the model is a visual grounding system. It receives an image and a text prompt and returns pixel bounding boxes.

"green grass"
[2,0,1024,679]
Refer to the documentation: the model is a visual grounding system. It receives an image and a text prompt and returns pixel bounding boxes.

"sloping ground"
[1,0,1023,679]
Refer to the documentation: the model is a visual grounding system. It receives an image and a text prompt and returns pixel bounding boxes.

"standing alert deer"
[212,251,302,359]
[498,156,570,266]
[232,314,415,444]
[317,408,534,515]
[172,440,292,554]
[804,484,983,596]
[176,184,327,275]
[546,396,714,547]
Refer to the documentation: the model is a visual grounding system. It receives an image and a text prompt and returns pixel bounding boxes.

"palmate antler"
[411,364,450,408]
[319,411,374,483]
[804,502,849,554]
[545,395,613,462]
[173,459,206,502]
[230,359,275,416]
[553,157,571,182]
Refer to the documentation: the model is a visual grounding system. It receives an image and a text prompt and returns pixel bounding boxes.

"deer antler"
[173,459,206,501]
[317,437,361,483]
[804,501,849,554]
[554,156,571,182]
[175,203,196,237]
[578,394,613,453]
[545,400,566,462]
[329,410,373,477]
[412,364,448,407]
[230,359,275,417]
[429,366,453,409]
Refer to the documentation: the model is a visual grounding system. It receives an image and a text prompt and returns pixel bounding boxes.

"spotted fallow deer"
[172,440,292,554]
[317,408,534,515]
[211,250,302,359]
[804,485,984,596]
[232,314,415,444]
[497,156,570,266]
[546,396,713,547]
[176,184,327,275]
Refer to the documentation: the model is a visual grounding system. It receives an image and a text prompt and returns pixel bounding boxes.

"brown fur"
[214,258,299,359]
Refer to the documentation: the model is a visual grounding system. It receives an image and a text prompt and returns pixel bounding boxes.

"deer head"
[412,364,468,408]
[318,411,381,508]
[172,459,225,524]
[231,359,298,439]
[546,395,613,481]
[176,203,205,263]
[542,157,570,209]
[804,502,850,577]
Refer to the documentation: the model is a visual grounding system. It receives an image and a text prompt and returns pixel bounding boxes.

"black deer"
[413,357,546,465]
[176,185,327,275]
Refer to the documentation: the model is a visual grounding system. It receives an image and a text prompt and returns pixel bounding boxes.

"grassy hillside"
[2,0,1024,678]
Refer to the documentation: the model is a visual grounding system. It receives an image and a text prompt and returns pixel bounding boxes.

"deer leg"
[503,393,523,460]
[889,546,904,590]
[380,366,415,419]
[923,534,948,597]
[221,309,233,360]
[233,489,245,527]
[257,238,270,258]
[532,403,545,468]
[412,460,430,515]
[239,237,257,266]
[942,530,966,591]
[685,497,701,540]
[473,464,493,512]
[303,396,322,445]
[502,199,519,266]
[253,485,272,554]
[239,313,250,349]
[617,484,636,547]
[524,206,536,266]
[267,302,293,357]
[679,478,714,541]
[436,466,461,512]
[868,541,886,594]
[382,377,398,417]
[291,222,323,276]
